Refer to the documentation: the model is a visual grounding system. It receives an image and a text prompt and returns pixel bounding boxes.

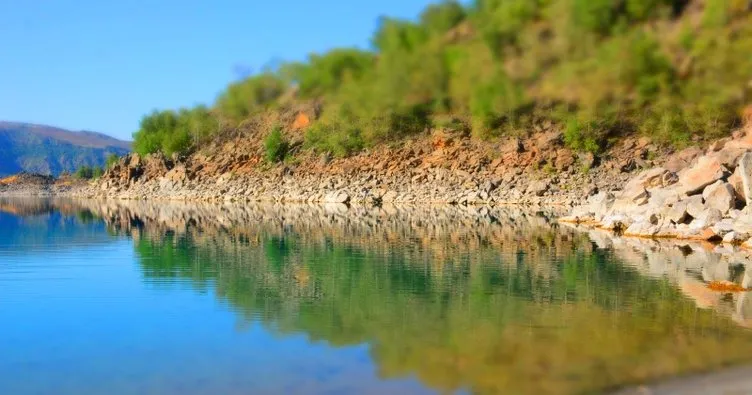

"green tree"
[75,166,93,179]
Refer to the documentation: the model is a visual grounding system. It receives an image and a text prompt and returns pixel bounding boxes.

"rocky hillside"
[86,119,685,207]
[0,121,130,176]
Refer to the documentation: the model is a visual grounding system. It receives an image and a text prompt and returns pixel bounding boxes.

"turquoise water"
[3,199,752,395]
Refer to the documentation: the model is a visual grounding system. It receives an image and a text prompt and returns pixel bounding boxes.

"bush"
[563,118,604,153]
[132,107,218,157]
[75,166,93,180]
[92,166,104,179]
[216,74,286,122]
[75,166,103,180]
[263,126,289,163]
[305,120,365,157]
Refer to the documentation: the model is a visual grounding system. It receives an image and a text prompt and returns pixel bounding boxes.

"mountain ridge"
[0,121,131,176]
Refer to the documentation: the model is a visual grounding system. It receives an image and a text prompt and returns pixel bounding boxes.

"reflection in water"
[4,198,752,395]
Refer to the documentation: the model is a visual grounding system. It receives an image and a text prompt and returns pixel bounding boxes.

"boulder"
[323,191,351,204]
[702,180,736,214]
[666,200,690,224]
[165,165,187,183]
[684,195,706,219]
[709,145,747,170]
[677,156,728,195]
[691,208,723,230]
[624,221,660,237]
[528,180,549,197]
[728,165,745,201]
[664,146,703,173]
[739,152,752,206]
[587,192,615,219]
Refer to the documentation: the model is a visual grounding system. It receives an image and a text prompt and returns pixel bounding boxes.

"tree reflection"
[129,217,752,395]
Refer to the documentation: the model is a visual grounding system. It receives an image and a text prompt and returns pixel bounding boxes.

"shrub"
[563,118,603,153]
[75,166,103,180]
[305,120,365,157]
[132,107,218,157]
[92,166,104,179]
[216,74,286,122]
[263,126,289,163]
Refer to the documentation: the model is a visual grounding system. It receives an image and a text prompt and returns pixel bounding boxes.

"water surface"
[3,199,752,395]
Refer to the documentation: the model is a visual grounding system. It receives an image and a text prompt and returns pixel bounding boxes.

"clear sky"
[0,0,438,141]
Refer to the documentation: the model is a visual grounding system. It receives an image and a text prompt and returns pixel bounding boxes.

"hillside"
[0,122,130,176]
[129,0,752,161]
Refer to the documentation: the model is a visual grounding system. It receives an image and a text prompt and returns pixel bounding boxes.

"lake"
[3,198,752,395]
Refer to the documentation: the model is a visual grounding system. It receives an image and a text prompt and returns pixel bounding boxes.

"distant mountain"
[0,122,130,176]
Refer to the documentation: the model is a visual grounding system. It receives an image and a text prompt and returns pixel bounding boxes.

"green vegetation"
[263,125,289,163]
[132,106,216,157]
[130,222,752,395]
[74,165,104,180]
[105,153,120,169]
[133,0,752,157]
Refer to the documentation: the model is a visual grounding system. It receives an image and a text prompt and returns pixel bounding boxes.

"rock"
[127,153,142,168]
[554,149,576,171]
[677,156,728,195]
[702,181,736,214]
[578,152,596,170]
[664,146,702,173]
[710,145,747,170]
[739,152,752,206]
[165,165,187,183]
[528,180,549,197]
[587,192,615,219]
[381,191,398,203]
[536,131,562,147]
[600,214,633,231]
[684,195,706,219]
[624,221,660,237]
[728,165,746,201]
[723,231,748,245]
[324,191,351,204]
[667,200,690,224]
[691,208,723,230]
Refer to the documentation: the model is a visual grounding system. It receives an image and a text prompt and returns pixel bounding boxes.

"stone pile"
[562,131,752,246]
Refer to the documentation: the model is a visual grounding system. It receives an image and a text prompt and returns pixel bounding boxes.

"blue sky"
[0,0,438,141]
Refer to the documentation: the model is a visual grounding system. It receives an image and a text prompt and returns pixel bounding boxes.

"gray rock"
[684,195,706,219]
[702,180,736,214]
[692,208,723,230]
[667,200,690,224]
[324,191,350,204]
[528,180,549,197]
[722,231,748,244]
[739,152,752,206]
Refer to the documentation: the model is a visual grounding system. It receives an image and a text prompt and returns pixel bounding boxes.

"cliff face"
[0,122,130,176]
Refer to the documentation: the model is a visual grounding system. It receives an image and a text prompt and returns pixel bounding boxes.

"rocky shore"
[0,173,82,197]
[562,129,752,247]
[72,128,678,207]
[6,122,752,249]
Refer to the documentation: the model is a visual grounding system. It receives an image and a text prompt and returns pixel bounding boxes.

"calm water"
[3,199,752,395]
